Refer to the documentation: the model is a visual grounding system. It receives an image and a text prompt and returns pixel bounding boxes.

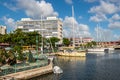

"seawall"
[0,60,53,80]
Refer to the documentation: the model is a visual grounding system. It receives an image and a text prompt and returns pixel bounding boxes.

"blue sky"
[0,0,120,41]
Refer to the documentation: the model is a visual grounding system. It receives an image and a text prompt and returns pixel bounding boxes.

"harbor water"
[31,50,120,80]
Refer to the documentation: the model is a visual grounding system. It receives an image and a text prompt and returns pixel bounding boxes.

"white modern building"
[17,17,63,44]
[0,25,6,35]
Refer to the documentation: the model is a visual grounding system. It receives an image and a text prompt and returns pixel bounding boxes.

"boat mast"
[41,15,43,54]
[72,5,75,48]
[96,24,98,47]
[96,23,100,47]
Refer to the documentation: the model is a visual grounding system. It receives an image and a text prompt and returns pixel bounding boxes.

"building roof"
[0,43,10,46]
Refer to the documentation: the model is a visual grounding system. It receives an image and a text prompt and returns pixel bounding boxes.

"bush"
[27,51,35,63]
[13,45,24,61]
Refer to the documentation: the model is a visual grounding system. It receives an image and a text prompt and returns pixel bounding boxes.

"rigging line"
[44,22,55,53]
[44,20,62,67]
[41,15,43,54]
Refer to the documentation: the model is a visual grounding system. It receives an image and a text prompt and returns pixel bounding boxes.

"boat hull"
[56,52,86,57]
[87,48,105,52]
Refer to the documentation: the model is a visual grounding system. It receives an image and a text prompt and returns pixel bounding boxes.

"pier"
[0,60,53,80]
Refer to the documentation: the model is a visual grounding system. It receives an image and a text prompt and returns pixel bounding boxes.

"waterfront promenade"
[0,60,53,80]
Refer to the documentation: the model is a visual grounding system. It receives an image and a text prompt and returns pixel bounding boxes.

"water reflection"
[54,56,86,80]
[30,50,120,80]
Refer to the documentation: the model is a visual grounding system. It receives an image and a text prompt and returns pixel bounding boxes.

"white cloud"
[79,24,89,31]
[109,14,120,22]
[17,0,58,18]
[108,22,120,29]
[4,0,58,19]
[65,0,73,4]
[94,26,114,41]
[85,0,120,5]
[63,16,91,38]
[63,29,72,37]
[78,16,82,19]
[85,0,97,3]
[89,0,120,31]
[113,34,120,40]
[89,1,118,14]
[105,0,120,5]
[108,14,120,29]
[63,16,77,28]
[2,16,16,32]
[3,3,18,11]
[90,13,107,22]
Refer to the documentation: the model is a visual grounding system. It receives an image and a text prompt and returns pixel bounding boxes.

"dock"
[0,60,53,80]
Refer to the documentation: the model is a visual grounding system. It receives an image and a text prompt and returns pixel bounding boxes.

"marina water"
[31,50,120,80]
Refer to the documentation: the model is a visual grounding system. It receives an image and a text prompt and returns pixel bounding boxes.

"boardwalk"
[0,61,53,80]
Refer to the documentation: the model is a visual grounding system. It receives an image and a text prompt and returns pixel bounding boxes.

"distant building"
[17,17,63,44]
[0,25,6,35]
[82,37,93,43]
[0,43,10,49]
[69,37,93,47]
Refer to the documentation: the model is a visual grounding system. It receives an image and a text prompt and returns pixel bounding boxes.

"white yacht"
[87,48,105,52]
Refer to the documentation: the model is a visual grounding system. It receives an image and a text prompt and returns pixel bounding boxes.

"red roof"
[0,43,10,46]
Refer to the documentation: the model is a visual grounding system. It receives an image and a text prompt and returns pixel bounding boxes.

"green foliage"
[0,49,16,65]
[7,50,16,65]
[63,38,70,46]
[83,41,97,48]
[13,45,24,61]
[24,31,40,46]
[91,41,97,46]
[27,51,35,63]
[0,29,41,46]
[86,42,92,48]
[0,49,7,64]
[49,37,60,48]
[17,52,24,61]
[13,45,22,52]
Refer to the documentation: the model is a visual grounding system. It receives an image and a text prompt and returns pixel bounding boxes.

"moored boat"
[56,50,86,57]
[87,48,105,52]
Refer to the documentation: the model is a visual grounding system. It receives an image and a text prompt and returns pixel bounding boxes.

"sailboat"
[56,6,86,57]
[87,24,106,53]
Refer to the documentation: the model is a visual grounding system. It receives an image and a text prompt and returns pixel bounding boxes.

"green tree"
[12,29,25,45]
[27,51,35,63]
[49,37,60,48]
[0,49,7,64]
[91,41,97,47]
[86,42,92,48]
[13,45,24,61]
[7,50,16,65]
[63,38,70,46]
[0,34,4,43]
[24,31,40,46]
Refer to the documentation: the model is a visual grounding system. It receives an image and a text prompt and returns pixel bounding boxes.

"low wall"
[0,61,53,80]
